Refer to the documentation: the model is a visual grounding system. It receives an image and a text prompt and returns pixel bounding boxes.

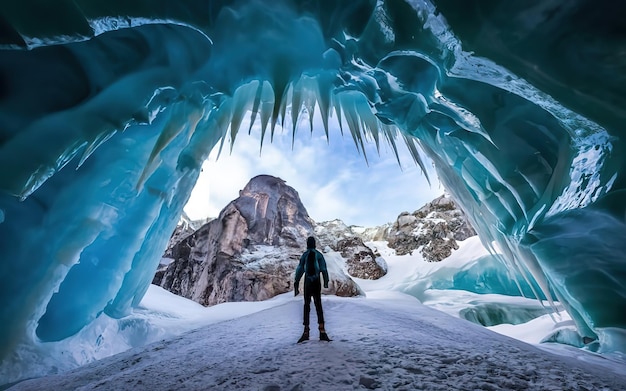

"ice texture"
[0,0,624,365]
[429,255,549,300]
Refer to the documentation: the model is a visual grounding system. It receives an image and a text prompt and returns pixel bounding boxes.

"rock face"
[152,217,210,286]
[387,194,477,262]
[166,223,195,253]
[315,220,387,280]
[154,175,362,306]
[336,237,387,280]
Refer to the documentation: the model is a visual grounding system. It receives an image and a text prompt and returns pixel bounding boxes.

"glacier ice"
[429,255,550,300]
[0,0,625,378]
[460,303,555,328]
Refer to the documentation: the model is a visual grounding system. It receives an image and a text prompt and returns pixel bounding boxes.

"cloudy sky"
[184,112,444,227]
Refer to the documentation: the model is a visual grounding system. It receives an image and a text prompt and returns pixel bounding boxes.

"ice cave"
[0,0,625,378]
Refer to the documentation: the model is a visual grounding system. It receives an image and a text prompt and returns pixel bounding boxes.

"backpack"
[305,250,319,281]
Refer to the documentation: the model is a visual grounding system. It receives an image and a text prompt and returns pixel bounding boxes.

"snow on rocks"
[336,237,387,280]
[387,194,477,261]
[316,220,387,280]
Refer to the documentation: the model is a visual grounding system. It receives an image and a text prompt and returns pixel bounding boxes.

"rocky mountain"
[153,175,366,306]
[155,213,214,275]
[154,178,476,307]
[386,194,477,261]
[314,220,387,280]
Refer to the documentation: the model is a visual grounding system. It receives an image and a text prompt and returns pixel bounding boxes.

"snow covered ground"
[358,239,572,346]
[5,237,626,390]
[9,293,626,390]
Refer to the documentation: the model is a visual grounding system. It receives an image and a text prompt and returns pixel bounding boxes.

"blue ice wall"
[0,22,216,350]
[0,0,625,372]
[430,255,549,300]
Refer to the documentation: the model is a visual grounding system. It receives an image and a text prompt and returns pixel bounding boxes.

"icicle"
[339,91,369,164]
[515,243,560,311]
[355,96,381,154]
[334,97,345,137]
[401,134,432,186]
[138,103,190,190]
[291,78,303,139]
[278,83,290,132]
[300,76,318,134]
[142,98,202,169]
[137,101,205,191]
[77,130,117,169]
[316,75,333,140]
[178,126,210,169]
[381,124,402,167]
[258,81,275,153]
[460,163,515,230]
[270,81,290,142]
[229,80,260,152]
[136,157,160,193]
[270,76,288,137]
[181,104,227,167]
[212,99,234,160]
[19,140,88,200]
[146,111,184,164]
[248,81,264,135]
[473,150,529,222]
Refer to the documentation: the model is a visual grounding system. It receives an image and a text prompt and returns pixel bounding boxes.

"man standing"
[294,236,331,342]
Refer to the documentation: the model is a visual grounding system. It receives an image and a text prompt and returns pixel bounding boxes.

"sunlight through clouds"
[184,113,444,227]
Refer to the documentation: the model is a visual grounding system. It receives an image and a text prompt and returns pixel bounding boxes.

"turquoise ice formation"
[429,255,550,300]
[0,0,624,365]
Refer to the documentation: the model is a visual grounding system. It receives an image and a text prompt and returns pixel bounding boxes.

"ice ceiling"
[0,0,624,359]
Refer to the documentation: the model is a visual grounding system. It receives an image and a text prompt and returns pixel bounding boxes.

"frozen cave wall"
[0,0,625,361]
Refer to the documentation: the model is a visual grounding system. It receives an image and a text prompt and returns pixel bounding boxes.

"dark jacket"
[295,248,329,287]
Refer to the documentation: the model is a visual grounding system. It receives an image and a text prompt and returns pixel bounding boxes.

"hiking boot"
[297,326,310,343]
[318,323,332,342]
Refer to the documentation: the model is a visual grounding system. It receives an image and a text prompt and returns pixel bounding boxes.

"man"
[294,236,331,342]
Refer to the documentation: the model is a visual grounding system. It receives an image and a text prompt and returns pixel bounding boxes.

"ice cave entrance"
[1,0,625,369]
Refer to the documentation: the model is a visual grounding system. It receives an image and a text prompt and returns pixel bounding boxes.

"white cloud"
[184,113,444,227]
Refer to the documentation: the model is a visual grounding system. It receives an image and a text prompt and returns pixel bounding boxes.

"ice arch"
[0,0,624,359]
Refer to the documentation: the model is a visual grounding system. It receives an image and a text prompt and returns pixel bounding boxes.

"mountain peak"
[229,174,314,248]
[155,174,364,306]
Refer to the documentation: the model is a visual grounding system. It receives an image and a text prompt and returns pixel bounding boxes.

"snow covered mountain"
[154,178,478,307]
[153,175,365,306]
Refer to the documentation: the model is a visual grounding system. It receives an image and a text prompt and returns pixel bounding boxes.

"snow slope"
[10,292,626,390]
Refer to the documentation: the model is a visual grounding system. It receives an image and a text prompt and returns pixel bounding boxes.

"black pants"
[303,277,324,326]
